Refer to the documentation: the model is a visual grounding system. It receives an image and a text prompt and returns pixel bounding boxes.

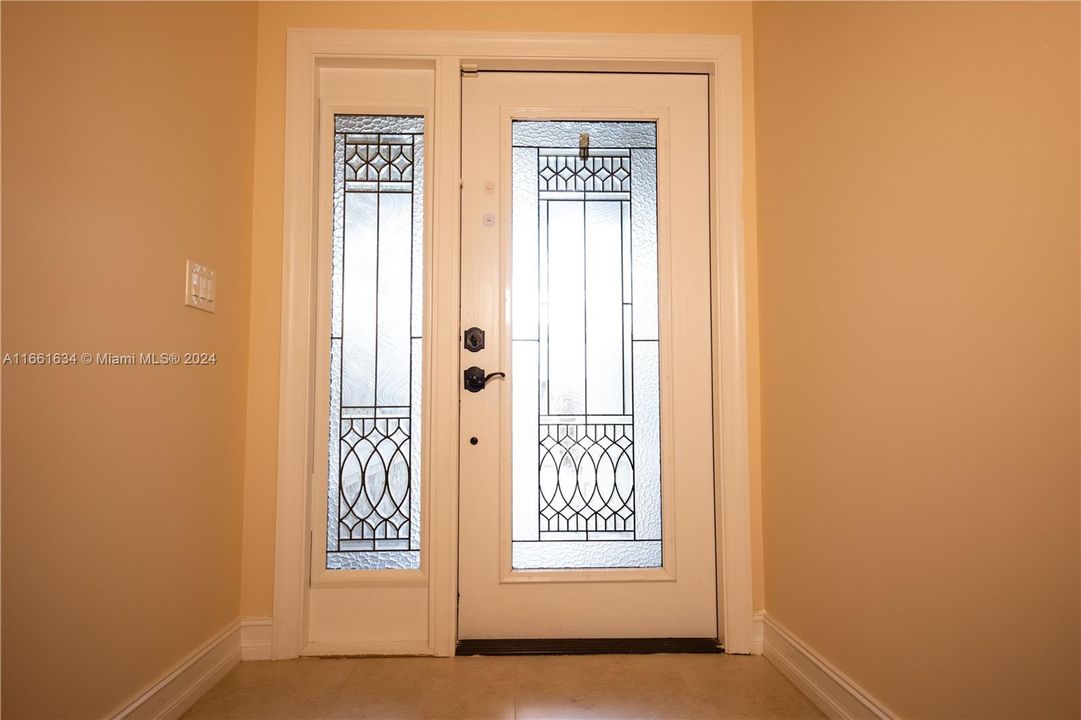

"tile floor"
[182,654,826,719]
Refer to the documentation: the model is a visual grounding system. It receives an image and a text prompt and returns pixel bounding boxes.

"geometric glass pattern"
[510,121,662,569]
[327,115,424,570]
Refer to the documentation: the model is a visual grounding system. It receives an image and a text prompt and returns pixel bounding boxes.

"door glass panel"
[327,114,424,570]
[511,120,661,569]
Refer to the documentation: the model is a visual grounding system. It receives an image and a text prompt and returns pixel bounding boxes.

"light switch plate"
[185,260,216,313]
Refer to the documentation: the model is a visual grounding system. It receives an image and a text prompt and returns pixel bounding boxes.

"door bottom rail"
[455,637,722,656]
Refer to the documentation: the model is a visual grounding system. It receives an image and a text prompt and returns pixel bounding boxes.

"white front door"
[458,72,718,639]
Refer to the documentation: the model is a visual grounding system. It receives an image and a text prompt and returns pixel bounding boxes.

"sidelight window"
[326,115,424,570]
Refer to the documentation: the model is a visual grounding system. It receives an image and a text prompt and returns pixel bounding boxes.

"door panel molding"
[276,28,751,659]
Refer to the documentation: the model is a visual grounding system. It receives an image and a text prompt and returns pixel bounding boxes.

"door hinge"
[461,63,479,77]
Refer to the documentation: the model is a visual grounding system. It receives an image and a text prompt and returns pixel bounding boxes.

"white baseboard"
[302,639,433,656]
[240,617,274,660]
[761,613,895,720]
[751,610,764,654]
[111,621,240,720]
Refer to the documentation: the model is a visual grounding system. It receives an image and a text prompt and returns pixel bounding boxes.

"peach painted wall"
[239,2,764,618]
[1,3,258,717]
[754,2,1080,717]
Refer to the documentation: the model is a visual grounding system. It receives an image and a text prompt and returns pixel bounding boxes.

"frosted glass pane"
[585,202,624,415]
[327,550,420,570]
[513,541,660,570]
[511,120,661,570]
[633,342,661,540]
[512,341,539,541]
[331,135,345,335]
[411,137,425,337]
[328,115,423,571]
[538,200,550,413]
[546,202,585,415]
[326,339,342,553]
[376,193,411,408]
[409,337,422,552]
[336,115,424,134]
[513,121,656,148]
[342,193,377,407]
[631,150,658,341]
[512,148,538,337]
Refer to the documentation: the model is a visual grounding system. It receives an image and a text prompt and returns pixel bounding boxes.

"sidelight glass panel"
[327,115,424,570]
[511,120,662,570]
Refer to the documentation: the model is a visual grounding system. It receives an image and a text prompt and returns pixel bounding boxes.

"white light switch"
[185,260,216,313]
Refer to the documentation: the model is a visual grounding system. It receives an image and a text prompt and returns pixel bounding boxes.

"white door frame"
[273,28,753,658]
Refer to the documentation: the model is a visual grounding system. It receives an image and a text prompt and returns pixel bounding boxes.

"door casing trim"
[274,29,752,658]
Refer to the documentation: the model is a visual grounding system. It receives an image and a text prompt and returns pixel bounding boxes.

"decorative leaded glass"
[510,121,662,570]
[327,115,424,570]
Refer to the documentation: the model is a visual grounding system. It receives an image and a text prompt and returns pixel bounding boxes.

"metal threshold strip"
[456,638,722,656]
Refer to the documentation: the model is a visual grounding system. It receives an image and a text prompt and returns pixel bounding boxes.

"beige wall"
[1,3,258,717]
[755,2,1081,718]
[240,1,764,618]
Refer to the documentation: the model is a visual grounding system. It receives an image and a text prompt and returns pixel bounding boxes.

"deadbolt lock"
[464,327,485,352]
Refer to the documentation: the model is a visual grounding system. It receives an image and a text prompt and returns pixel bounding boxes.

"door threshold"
[456,638,722,656]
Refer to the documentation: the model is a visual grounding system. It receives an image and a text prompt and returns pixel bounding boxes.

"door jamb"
[274,29,753,658]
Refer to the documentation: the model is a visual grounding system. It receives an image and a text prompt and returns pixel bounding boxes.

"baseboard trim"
[303,639,433,657]
[752,610,764,654]
[240,617,274,660]
[111,621,240,720]
[761,614,894,720]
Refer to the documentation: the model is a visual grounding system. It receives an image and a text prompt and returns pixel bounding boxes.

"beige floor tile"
[182,657,357,719]
[181,653,825,720]
[672,655,828,719]
[511,654,688,719]
[511,654,824,720]
[324,656,516,719]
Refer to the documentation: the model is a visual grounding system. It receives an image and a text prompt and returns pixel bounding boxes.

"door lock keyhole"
[464,327,485,352]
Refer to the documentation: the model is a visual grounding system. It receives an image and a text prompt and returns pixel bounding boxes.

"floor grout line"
[317,657,362,720]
